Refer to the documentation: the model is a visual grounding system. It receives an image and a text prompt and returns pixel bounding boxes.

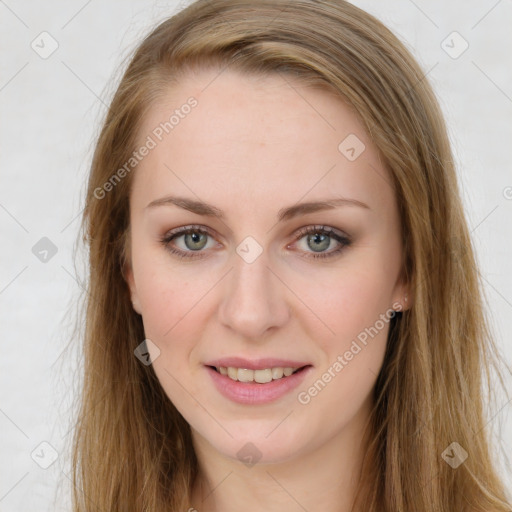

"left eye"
[160,224,352,260]
[290,225,352,260]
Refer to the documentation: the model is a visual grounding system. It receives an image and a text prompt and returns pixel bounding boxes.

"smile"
[211,365,305,383]
[205,364,312,404]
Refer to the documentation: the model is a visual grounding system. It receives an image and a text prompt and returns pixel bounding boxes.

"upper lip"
[205,357,312,370]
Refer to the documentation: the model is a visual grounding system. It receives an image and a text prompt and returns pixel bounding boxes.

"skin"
[124,68,410,512]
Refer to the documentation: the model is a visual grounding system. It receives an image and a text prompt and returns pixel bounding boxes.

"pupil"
[309,233,329,252]
[186,232,207,250]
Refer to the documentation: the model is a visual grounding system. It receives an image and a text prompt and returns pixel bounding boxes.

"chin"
[196,424,309,467]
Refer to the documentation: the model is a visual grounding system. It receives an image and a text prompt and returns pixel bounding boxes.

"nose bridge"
[217,242,289,339]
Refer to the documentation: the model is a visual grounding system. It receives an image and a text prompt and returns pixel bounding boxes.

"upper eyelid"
[163,224,348,240]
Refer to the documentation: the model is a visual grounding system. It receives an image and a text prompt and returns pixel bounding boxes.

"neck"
[189,396,373,512]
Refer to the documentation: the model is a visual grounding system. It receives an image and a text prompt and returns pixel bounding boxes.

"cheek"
[135,266,207,407]
[296,271,392,432]
[305,264,393,346]
[132,249,220,380]
[131,240,201,334]
[295,257,394,405]
[137,273,204,348]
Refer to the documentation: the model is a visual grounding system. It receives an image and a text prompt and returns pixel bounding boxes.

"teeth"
[271,367,284,379]
[216,366,301,383]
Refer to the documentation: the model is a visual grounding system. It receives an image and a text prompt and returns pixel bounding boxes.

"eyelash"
[159,224,352,261]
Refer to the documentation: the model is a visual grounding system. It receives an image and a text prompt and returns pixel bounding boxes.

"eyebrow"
[145,195,370,222]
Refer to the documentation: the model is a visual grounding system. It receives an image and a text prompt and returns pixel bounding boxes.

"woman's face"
[125,68,408,465]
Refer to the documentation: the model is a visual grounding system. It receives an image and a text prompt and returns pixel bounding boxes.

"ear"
[120,235,142,315]
[391,272,413,313]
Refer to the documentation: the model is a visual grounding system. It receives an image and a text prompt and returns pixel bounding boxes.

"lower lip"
[205,365,312,405]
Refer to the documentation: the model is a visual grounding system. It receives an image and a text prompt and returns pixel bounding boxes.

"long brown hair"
[70,0,511,510]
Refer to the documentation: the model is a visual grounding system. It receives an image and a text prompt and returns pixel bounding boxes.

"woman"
[71,0,511,510]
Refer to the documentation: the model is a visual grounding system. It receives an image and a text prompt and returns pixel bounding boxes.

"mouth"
[205,362,313,404]
[207,364,311,384]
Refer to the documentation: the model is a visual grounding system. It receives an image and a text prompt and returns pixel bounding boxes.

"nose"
[217,249,290,341]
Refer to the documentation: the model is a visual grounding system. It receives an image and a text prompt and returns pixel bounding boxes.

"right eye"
[160,225,218,260]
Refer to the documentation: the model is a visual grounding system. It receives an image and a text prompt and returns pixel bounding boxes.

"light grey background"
[1,0,511,510]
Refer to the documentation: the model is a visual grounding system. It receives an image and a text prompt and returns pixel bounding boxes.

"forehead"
[131,68,394,216]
